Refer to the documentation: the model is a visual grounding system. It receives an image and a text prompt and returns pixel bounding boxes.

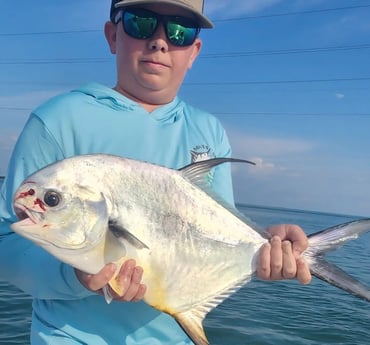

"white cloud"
[252,157,276,169]
[335,93,345,99]
[231,156,280,178]
[226,127,315,159]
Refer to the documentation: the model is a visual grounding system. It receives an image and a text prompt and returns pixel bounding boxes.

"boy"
[0,1,310,343]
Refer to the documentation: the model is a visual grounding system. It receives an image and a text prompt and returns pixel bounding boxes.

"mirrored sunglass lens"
[123,11,157,39]
[167,23,197,46]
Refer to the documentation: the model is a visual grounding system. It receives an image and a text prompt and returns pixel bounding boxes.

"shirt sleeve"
[0,114,94,300]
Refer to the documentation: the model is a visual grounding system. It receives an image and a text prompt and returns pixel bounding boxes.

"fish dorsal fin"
[174,276,253,345]
[108,219,149,250]
[179,158,268,238]
[179,158,255,190]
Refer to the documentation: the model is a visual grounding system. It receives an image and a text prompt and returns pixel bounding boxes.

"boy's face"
[105,3,202,108]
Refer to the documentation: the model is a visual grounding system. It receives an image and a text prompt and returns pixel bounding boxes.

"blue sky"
[0,0,369,216]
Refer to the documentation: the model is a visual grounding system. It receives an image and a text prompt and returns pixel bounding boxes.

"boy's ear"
[104,21,117,54]
[187,38,202,69]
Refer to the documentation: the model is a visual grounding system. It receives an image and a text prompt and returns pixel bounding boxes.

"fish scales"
[104,157,265,311]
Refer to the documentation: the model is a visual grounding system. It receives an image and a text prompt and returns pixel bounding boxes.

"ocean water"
[1,177,370,344]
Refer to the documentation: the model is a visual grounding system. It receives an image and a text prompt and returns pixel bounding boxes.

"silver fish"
[11,154,370,345]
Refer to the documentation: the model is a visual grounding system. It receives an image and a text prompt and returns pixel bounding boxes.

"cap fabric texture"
[110,0,214,28]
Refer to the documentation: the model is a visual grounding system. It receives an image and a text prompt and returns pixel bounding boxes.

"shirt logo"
[190,145,215,185]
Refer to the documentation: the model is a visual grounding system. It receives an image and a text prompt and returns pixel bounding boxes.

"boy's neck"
[113,85,173,113]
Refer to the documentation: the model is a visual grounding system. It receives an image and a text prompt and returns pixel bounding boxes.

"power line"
[0,106,32,111]
[213,4,370,22]
[0,58,109,65]
[0,81,78,86]
[214,111,370,117]
[0,42,368,65]
[200,43,370,59]
[0,77,369,88]
[1,4,369,37]
[184,77,370,86]
[0,29,100,37]
[1,106,369,117]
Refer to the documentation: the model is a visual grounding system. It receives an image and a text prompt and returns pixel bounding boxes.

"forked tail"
[303,218,370,301]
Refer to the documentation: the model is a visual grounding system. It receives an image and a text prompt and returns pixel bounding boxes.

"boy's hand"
[257,224,312,285]
[75,259,147,302]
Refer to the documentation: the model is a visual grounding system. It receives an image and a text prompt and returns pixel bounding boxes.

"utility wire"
[0,106,32,111]
[0,43,369,65]
[214,111,370,117]
[0,58,109,65]
[1,106,369,117]
[0,77,369,87]
[0,4,369,37]
[200,43,370,59]
[213,4,370,22]
[184,77,370,86]
[0,29,100,37]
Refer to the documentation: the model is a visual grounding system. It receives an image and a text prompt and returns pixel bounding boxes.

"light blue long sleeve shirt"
[0,83,234,344]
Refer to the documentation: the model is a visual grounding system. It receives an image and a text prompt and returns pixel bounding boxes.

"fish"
[11,154,370,345]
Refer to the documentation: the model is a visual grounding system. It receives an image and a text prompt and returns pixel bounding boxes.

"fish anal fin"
[107,257,128,297]
[172,277,252,345]
[174,308,209,345]
[108,276,125,296]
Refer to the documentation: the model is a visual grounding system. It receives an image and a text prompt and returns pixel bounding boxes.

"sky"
[0,0,369,216]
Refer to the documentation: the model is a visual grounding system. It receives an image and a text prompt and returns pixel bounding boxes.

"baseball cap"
[110,0,214,28]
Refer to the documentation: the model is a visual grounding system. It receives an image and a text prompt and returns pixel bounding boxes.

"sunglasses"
[114,8,200,47]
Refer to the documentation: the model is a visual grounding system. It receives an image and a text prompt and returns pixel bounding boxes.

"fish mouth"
[12,203,104,251]
[11,203,54,248]
[14,203,44,226]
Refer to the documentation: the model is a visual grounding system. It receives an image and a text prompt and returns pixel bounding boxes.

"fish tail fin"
[174,308,209,345]
[304,218,370,302]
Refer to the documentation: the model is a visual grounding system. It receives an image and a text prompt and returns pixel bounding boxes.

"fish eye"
[44,191,61,207]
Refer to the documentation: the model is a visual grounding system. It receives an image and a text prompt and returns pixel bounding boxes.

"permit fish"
[11,154,370,345]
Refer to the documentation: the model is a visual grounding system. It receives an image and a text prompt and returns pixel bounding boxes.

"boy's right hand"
[75,259,147,302]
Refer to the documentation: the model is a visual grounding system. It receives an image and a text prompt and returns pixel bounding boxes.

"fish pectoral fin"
[174,308,210,345]
[108,219,149,250]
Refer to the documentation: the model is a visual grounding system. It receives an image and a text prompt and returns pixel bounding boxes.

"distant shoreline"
[235,203,365,219]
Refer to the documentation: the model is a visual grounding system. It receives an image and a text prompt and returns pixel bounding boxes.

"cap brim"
[114,0,214,28]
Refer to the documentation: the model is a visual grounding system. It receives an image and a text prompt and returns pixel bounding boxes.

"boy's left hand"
[256,224,312,284]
